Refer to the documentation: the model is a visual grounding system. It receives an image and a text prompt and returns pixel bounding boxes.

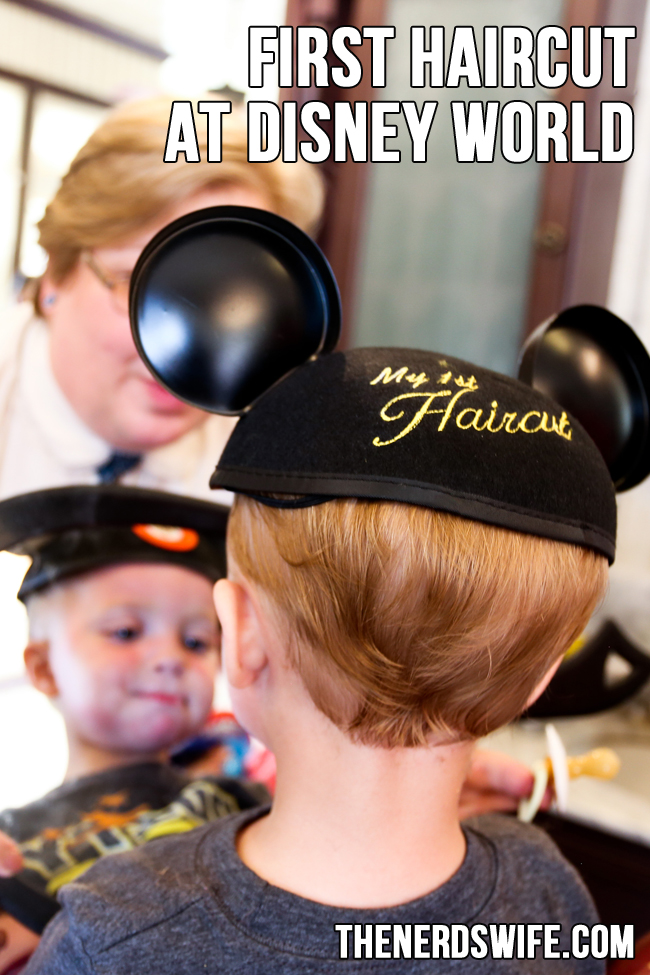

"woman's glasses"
[82,251,132,314]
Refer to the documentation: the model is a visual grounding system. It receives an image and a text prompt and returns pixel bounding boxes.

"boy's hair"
[23,587,55,644]
[228,495,608,747]
[38,96,324,287]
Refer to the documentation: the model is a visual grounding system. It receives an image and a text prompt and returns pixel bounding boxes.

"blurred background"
[0,0,647,810]
[0,0,646,371]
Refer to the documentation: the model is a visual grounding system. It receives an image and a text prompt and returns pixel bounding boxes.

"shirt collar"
[199,809,496,955]
[19,317,227,487]
[142,423,207,484]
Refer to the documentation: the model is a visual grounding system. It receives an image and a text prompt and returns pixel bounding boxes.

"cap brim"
[0,485,229,551]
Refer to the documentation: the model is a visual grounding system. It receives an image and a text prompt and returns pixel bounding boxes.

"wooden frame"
[525,0,647,335]
[287,1,648,342]
[284,0,386,344]
[2,0,167,60]
[2,72,110,279]
[0,0,165,283]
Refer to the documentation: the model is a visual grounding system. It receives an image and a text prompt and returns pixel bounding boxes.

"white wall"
[604,6,650,628]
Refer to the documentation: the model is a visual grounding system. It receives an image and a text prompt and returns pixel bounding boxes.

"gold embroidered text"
[371,384,572,446]
[370,367,430,389]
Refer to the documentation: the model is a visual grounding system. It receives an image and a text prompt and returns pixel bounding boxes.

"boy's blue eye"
[112,626,140,641]
[183,635,209,653]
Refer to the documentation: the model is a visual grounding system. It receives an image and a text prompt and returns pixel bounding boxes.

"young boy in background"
[23,348,614,974]
[0,485,265,973]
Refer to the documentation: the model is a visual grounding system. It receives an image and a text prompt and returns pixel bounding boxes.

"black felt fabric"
[212,347,616,560]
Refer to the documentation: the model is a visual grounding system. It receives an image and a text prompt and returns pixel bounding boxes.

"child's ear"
[525,656,564,709]
[213,579,267,690]
[23,642,59,697]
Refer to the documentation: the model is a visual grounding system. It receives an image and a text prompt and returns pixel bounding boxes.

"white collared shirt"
[0,307,235,504]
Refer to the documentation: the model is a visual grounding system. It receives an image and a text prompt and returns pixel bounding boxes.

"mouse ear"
[129,206,341,415]
[518,305,650,492]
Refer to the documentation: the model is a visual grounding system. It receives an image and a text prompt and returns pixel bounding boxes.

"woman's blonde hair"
[229,496,608,748]
[38,96,325,282]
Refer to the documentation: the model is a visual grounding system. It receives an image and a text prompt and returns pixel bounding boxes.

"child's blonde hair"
[38,96,324,284]
[228,496,608,747]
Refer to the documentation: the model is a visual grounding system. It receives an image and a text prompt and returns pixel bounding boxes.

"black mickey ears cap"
[129,206,341,415]
[211,347,617,561]
[0,485,229,599]
[518,305,650,492]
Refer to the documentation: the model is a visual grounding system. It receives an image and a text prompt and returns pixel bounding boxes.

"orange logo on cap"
[131,524,200,551]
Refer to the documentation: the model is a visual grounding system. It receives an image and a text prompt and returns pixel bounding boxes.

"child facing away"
[0,485,267,973]
[23,348,616,974]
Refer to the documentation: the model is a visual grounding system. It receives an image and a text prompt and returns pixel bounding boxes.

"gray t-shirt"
[24,809,603,974]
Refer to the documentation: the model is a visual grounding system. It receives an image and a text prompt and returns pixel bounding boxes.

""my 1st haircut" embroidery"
[369,364,572,447]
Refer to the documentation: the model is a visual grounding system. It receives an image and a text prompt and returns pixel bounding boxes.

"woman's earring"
[42,294,56,307]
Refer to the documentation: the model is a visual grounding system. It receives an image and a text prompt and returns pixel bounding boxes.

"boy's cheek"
[56,665,113,717]
[48,637,107,696]
[188,654,220,700]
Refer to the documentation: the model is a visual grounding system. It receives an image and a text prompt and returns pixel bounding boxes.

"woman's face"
[45,184,272,452]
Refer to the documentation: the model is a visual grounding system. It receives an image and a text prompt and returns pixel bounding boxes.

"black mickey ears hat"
[130,206,341,415]
[0,485,228,600]
[128,205,650,558]
[211,347,617,561]
[518,305,650,491]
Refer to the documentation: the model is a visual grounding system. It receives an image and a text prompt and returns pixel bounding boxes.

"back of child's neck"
[64,738,168,782]
[237,720,473,909]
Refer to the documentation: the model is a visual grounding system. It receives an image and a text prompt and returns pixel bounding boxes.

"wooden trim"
[12,84,34,279]
[0,70,109,282]
[0,0,168,60]
[0,65,110,107]
[525,0,647,335]
[563,0,647,308]
[284,0,386,345]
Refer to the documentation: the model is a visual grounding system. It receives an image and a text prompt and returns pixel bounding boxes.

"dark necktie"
[96,452,142,484]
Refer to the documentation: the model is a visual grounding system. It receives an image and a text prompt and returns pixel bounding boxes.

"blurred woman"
[0,97,324,501]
